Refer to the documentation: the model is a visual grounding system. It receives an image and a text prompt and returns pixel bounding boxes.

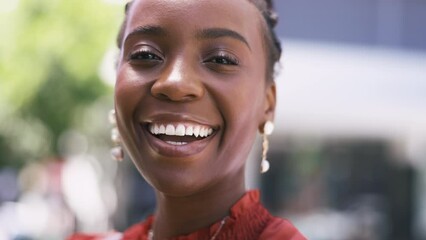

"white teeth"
[165,124,175,135]
[166,141,188,145]
[175,124,185,136]
[193,126,200,137]
[159,125,166,134]
[154,125,160,134]
[185,126,193,136]
[148,123,214,138]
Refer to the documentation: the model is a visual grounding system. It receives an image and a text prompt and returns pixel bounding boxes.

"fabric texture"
[68,190,306,240]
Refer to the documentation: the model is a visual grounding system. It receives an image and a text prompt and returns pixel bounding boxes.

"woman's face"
[115,0,275,196]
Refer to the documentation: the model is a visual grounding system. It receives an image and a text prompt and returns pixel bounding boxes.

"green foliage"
[0,0,123,167]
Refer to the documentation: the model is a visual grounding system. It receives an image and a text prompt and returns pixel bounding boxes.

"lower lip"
[142,125,215,158]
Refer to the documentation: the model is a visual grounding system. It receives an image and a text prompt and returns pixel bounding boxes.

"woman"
[70,0,306,239]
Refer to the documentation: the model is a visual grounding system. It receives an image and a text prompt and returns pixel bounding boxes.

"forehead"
[125,0,264,46]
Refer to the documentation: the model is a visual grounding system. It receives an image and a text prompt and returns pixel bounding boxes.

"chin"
[142,165,216,197]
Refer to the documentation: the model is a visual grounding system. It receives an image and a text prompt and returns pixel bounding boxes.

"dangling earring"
[109,109,124,161]
[261,121,274,173]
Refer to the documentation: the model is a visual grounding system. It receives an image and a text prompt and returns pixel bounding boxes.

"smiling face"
[115,0,276,196]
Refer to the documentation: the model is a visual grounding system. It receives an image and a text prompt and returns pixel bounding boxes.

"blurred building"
[256,1,426,240]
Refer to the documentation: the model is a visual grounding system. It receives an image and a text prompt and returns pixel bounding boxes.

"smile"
[149,123,214,145]
[142,121,218,157]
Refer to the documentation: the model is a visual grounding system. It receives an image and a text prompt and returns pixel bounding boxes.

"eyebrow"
[124,26,251,50]
[124,25,167,45]
[196,28,251,50]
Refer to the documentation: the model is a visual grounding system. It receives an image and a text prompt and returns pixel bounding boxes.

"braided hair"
[116,0,282,81]
[248,0,282,80]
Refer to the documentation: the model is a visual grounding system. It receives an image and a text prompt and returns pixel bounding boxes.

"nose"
[151,59,204,102]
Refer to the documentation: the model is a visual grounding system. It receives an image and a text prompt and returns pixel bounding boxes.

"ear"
[259,82,276,133]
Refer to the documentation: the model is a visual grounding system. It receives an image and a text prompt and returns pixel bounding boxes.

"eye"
[129,50,163,61]
[205,54,239,66]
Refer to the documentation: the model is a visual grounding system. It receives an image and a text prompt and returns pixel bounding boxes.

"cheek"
[114,66,150,117]
[210,77,266,169]
[221,72,266,126]
[228,84,264,137]
[114,67,148,145]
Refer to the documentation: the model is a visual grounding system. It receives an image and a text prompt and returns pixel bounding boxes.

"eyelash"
[128,50,239,66]
[129,50,162,61]
[205,54,239,66]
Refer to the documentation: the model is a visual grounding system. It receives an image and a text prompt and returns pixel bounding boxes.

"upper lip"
[140,113,220,130]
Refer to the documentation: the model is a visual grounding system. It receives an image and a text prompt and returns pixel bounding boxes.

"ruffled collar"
[122,190,272,240]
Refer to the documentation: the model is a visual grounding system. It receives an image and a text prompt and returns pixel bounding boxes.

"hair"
[116,0,282,81]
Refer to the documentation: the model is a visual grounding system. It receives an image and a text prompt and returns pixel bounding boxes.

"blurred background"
[0,0,425,239]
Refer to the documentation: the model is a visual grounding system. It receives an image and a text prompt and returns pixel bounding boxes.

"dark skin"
[115,0,276,238]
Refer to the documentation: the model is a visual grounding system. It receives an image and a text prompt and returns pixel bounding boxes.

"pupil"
[138,53,156,60]
[215,58,227,64]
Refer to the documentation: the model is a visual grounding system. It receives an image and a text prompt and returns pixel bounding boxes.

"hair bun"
[263,0,278,28]
[267,10,278,28]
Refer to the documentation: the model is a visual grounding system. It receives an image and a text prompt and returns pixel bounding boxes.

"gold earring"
[109,109,124,161]
[261,121,274,173]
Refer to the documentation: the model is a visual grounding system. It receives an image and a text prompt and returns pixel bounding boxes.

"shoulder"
[67,232,123,240]
[68,216,152,240]
[258,217,307,240]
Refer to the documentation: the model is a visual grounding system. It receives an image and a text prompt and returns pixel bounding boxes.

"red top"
[68,190,306,240]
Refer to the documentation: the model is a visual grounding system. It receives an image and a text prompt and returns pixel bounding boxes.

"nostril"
[156,93,200,102]
[155,93,171,101]
[184,94,199,100]
[151,82,204,102]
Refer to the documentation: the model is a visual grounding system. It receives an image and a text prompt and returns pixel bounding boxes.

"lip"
[141,113,218,128]
[139,114,220,158]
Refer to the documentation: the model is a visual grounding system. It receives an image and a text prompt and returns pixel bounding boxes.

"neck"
[152,169,246,239]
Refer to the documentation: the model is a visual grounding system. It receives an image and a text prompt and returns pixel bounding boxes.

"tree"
[0,0,123,167]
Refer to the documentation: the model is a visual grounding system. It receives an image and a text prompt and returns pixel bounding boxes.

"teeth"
[166,141,188,145]
[159,125,166,134]
[193,126,200,137]
[185,126,193,136]
[175,124,185,136]
[165,124,175,135]
[149,123,214,138]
